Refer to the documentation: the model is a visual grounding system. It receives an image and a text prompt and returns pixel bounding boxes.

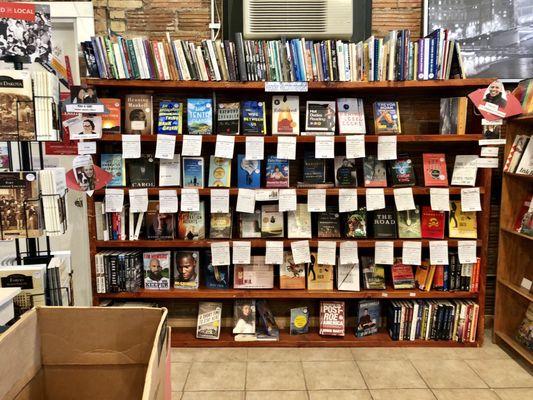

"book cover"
[307,253,334,290]
[391,258,416,289]
[373,101,401,134]
[334,157,358,187]
[361,256,386,289]
[372,208,397,239]
[423,153,449,186]
[143,251,171,290]
[174,251,200,289]
[415,261,431,290]
[182,156,204,188]
[159,155,181,187]
[255,300,279,340]
[287,203,312,239]
[203,251,231,289]
[217,102,240,135]
[451,155,478,186]
[239,209,262,238]
[449,200,477,239]
[345,208,367,238]
[210,210,233,239]
[187,98,213,135]
[290,307,309,335]
[157,101,183,135]
[319,301,345,336]
[356,300,380,337]
[280,251,306,289]
[146,201,175,240]
[0,143,9,171]
[302,153,327,186]
[516,138,533,175]
[100,98,121,134]
[178,201,206,240]
[272,95,300,135]
[337,261,360,291]
[265,156,289,188]
[208,156,231,187]
[516,303,533,350]
[317,206,341,238]
[397,207,422,238]
[0,71,35,141]
[390,154,416,187]
[233,256,274,289]
[363,156,387,187]
[125,94,153,135]
[237,155,261,188]
[128,154,156,187]
[337,98,366,134]
[196,301,222,339]
[439,97,467,135]
[421,206,445,239]
[100,154,125,187]
[242,100,266,135]
[261,204,284,238]
[513,197,533,236]
[305,100,336,132]
[0,264,46,307]
[233,299,256,334]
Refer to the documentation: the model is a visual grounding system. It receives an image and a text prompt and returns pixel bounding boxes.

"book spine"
[235,34,247,81]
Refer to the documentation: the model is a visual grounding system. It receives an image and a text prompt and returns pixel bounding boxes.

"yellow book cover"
[449,200,477,238]
[425,265,436,291]
[307,253,334,290]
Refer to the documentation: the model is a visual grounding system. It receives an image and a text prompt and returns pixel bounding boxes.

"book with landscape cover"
[423,153,448,186]
[334,156,358,187]
[0,70,35,141]
[290,307,309,335]
[187,98,213,134]
[203,250,231,289]
[100,98,121,134]
[182,156,204,188]
[361,256,386,289]
[272,95,300,135]
[390,154,416,186]
[317,206,341,238]
[237,155,261,188]
[307,253,334,290]
[196,302,222,339]
[178,202,206,240]
[397,207,422,238]
[305,100,336,133]
[174,250,200,289]
[345,208,367,238]
[128,154,156,187]
[143,251,171,290]
[125,94,153,134]
[217,102,240,134]
[337,261,360,291]
[100,154,126,187]
[337,98,366,134]
[210,210,233,238]
[280,252,306,289]
[265,156,289,188]
[421,206,445,239]
[157,101,183,134]
[287,203,312,238]
[261,204,284,238]
[146,201,175,240]
[239,209,262,238]
[242,100,266,135]
[208,156,232,187]
[363,156,387,187]
[319,301,345,336]
[233,256,274,289]
[372,208,397,238]
[233,299,256,334]
[373,101,401,134]
[356,300,380,337]
[302,152,327,186]
[391,258,416,289]
[449,200,477,239]
[439,97,467,135]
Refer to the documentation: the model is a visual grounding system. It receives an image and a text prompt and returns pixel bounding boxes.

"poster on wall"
[424,0,533,80]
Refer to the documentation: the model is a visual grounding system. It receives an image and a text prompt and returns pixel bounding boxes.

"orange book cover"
[100,98,121,134]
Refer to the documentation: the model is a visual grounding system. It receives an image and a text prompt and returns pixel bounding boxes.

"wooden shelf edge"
[504,172,533,182]
[497,278,533,302]
[510,114,533,123]
[500,227,533,241]
[494,330,533,365]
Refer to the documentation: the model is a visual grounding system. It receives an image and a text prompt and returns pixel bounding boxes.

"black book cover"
[303,152,327,185]
[372,208,397,238]
[317,206,341,238]
[217,102,240,135]
[389,154,416,187]
[128,155,156,187]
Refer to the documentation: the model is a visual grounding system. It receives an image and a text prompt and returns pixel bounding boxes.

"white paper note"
[458,240,477,264]
[278,189,297,212]
[232,241,251,264]
[265,241,284,265]
[211,242,230,266]
[338,189,358,213]
[307,189,326,212]
[345,135,365,159]
[315,136,335,159]
[461,188,482,212]
[122,135,141,159]
[155,134,176,159]
[476,157,499,168]
[339,241,359,264]
[129,188,148,213]
[291,240,311,264]
[210,189,230,213]
[480,147,499,157]
[159,155,181,187]
[365,188,386,211]
[180,188,200,212]
[429,241,449,265]
[317,241,337,265]
[105,189,124,213]
[375,241,394,265]
[402,241,422,265]
[430,188,450,211]
[215,135,235,159]
[255,189,279,201]
[245,136,264,160]
[393,188,416,211]
[181,135,203,156]
[236,188,256,213]
[159,189,178,213]
[451,155,478,186]
[77,141,97,155]
[277,136,297,160]
[377,135,397,160]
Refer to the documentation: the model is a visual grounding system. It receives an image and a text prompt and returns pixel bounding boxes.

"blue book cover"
[356,300,380,337]
[187,98,212,135]
[158,101,183,134]
[203,251,231,289]
[182,157,204,188]
[242,101,266,135]
[265,156,289,188]
[237,154,261,188]
[100,154,125,187]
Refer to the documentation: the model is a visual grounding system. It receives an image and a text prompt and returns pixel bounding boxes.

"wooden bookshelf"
[85,78,493,348]
[494,115,533,365]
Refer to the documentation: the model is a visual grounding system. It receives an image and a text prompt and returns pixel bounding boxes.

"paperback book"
[128,154,156,187]
[178,202,206,240]
[233,256,274,289]
[372,208,397,238]
[272,95,299,135]
[261,204,284,238]
[196,302,222,339]
[100,154,126,187]
[317,206,341,238]
[146,201,175,239]
[125,94,153,135]
[302,153,328,186]
[345,208,367,238]
[203,252,231,289]
[239,209,262,238]
[356,300,380,337]
[397,207,422,238]
[174,251,200,289]
[363,156,387,187]
[0,70,35,141]
[217,102,240,134]
[290,307,309,335]
[334,157,358,187]
[265,156,289,188]
[159,155,181,187]
[210,211,233,239]
[157,101,183,134]
[361,256,386,290]
[337,261,360,291]
[305,101,336,133]
[390,154,416,186]
[237,155,261,188]
[100,98,121,134]
[449,200,477,239]
[337,98,366,134]
[373,101,401,134]
[391,259,416,289]
[423,153,448,186]
[182,156,205,188]
[208,156,232,187]
[187,98,213,134]
[421,206,445,239]
[143,251,171,290]
[319,301,345,336]
[242,100,266,135]
[307,253,334,290]
[287,204,312,239]
[280,252,306,289]
[439,97,467,135]
[233,300,256,334]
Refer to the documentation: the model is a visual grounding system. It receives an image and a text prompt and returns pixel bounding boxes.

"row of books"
[82,29,465,82]
[95,248,480,295]
[503,134,533,176]
[102,153,475,190]
[95,200,477,242]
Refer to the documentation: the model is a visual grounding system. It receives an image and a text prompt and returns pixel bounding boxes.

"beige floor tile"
[351,347,406,361]
[308,389,372,400]
[172,348,247,362]
[247,347,301,362]
[402,347,464,361]
[303,361,366,390]
[246,391,308,400]
[465,359,533,388]
[357,360,426,389]
[299,347,354,361]
[454,346,514,360]
[494,388,533,400]
[182,391,244,400]
[432,389,500,400]
[171,363,191,392]
[172,348,198,362]
[172,392,182,400]
[411,359,487,389]
[370,389,436,400]
[184,362,246,391]
[246,362,306,391]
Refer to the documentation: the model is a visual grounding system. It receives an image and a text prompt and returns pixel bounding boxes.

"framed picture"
[423,0,533,81]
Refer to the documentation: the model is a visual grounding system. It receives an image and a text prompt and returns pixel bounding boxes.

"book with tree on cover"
[373,101,401,134]
[319,301,345,336]
[423,153,449,186]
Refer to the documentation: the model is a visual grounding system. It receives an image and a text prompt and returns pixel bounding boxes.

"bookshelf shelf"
[497,278,533,302]
[500,226,533,242]
[494,330,533,364]
[503,172,533,182]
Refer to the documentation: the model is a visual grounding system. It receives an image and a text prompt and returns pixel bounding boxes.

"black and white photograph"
[425,0,533,80]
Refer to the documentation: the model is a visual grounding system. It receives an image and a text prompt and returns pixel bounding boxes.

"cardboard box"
[0,307,171,400]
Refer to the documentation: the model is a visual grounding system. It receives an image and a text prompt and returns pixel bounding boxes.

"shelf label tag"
[307,189,326,212]
[278,189,297,212]
[129,188,148,213]
[480,147,499,157]
[255,189,279,201]
[159,189,178,213]
[232,241,251,264]
[340,241,358,264]
[155,134,176,159]
[461,188,482,212]
[317,241,337,265]
[374,241,394,265]
[180,188,199,212]
[315,136,335,159]
[211,242,230,266]
[265,241,284,265]
[346,135,365,159]
[215,135,235,159]
[402,241,422,266]
[122,134,141,159]
[277,136,296,160]
[429,240,449,265]
[181,135,202,156]
[366,188,386,211]
[77,141,96,155]
[339,189,358,213]
[430,188,450,211]
[210,189,230,214]
[236,188,256,213]
[377,135,397,160]
[105,188,124,213]
[393,187,416,211]
[476,157,499,168]
[245,136,265,160]
[291,240,311,264]
[458,240,477,264]
[265,81,308,92]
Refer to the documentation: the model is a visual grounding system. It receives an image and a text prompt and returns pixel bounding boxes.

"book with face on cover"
[217,102,240,134]
[280,251,306,289]
[174,251,200,289]
[305,100,336,133]
[233,299,256,334]
[319,301,345,336]
[265,156,289,188]
[334,157,358,187]
[287,203,312,239]
[196,302,222,339]
[178,201,206,240]
[345,208,367,238]
[337,98,366,134]
[187,98,213,135]
[356,300,380,337]
[373,101,401,134]
[143,251,171,290]
[125,94,153,135]
[272,95,299,135]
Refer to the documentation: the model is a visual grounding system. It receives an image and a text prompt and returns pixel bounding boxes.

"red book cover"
[423,153,448,187]
[512,198,531,232]
[319,301,345,336]
[421,206,445,239]
[100,98,121,134]
[433,265,444,290]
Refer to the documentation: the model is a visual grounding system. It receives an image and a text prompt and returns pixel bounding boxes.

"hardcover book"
[203,251,231,289]
[125,94,153,135]
[290,307,309,335]
[146,201,175,240]
[237,155,261,188]
[272,95,299,135]
[373,101,401,134]
[390,154,416,187]
[391,258,416,289]
[302,153,327,186]
[345,208,367,238]
[319,301,345,336]
[174,251,200,289]
[143,251,171,290]
[178,201,206,240]
[449,200,477,239]
[372,208,397,239]
[337,98,366,134]
[0,71,35,141]
[397,206,422,238]
[361,256,386,289]
[208,156,232,187]
[423,153,448,186]
[233,300,256,334]
[305,100,336,132]
[100,98,121,134]
[187,98,213,135]
[196,302,222,339]
[265,156,289,188]
[287,203,312,239]
[334,157,358,187]
[439,97,467,135]
[261,204,284,238]
[421,206,445,239]
[217,102,240,134]
[233,256,274,289]
[337,261,360,291]
[356,300,380,337]
[210,210,233,239]
[100,154,126,187]
[363,156,387,187]
[128,154,156,187]
[239,209,262,238]
[280,252,306,289]
[157,101,183,135]
[182,156,204,188]
[159,155,181,187]
[317,206,341,238]
[307,253,334,290]
[242,100,266,135]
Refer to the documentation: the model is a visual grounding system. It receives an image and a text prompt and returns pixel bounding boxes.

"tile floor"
[170,331,533,400]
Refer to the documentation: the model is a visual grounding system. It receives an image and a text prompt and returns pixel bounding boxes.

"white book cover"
[451,155,478,186]
[337,98,366,134]
[337,262,360,291]
[159,155,181,186]
[287,203,312,239]
[509,135,530,173]
[272,95,299,135]
[0,264,47,307]
[516,138,533,175]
